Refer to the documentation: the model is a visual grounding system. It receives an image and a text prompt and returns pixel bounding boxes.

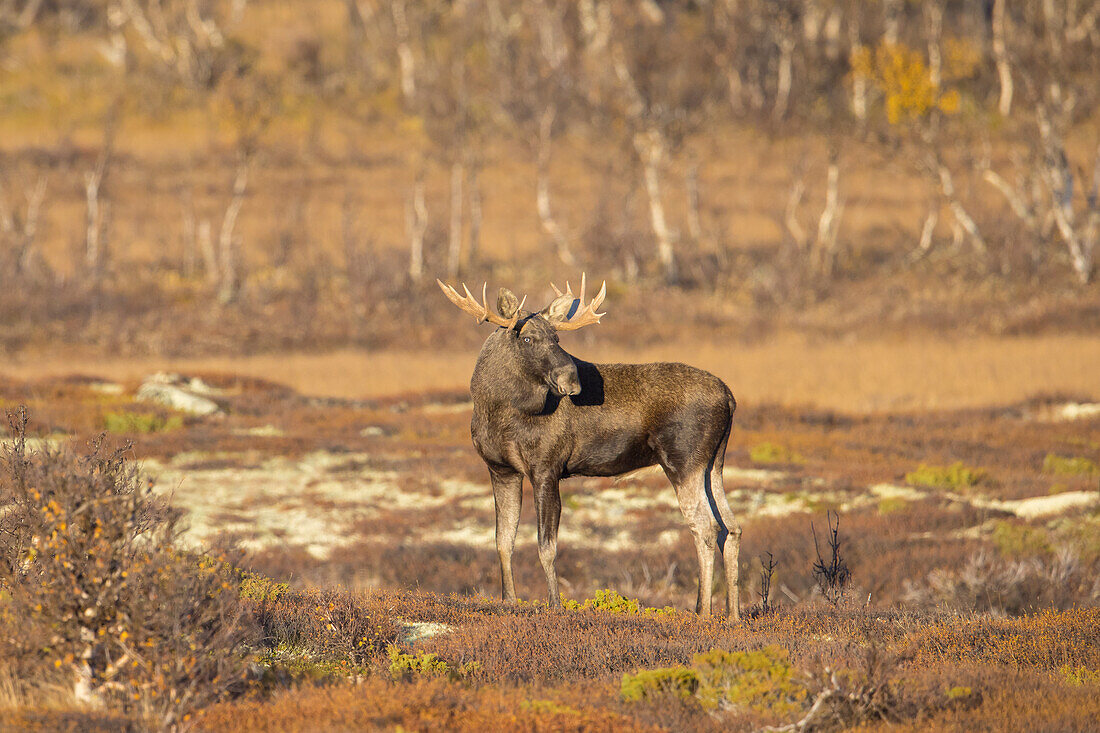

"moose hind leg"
[532,475,563,609]
[490,468,523,602]
[708,460,742,620]
[672,468,718,617]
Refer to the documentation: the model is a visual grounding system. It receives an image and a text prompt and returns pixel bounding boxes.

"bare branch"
[935,162,986,254]
[908,207,939,263]
[992,0,1013,116]
[216,158,250,304]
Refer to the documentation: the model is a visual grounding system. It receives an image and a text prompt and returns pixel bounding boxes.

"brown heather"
[0,372,1098,730]
[190,597,1100,733]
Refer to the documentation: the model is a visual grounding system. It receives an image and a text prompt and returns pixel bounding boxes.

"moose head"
[437,274,606,399]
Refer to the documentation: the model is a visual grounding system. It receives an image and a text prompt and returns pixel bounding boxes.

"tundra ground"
[0,366,1097,731]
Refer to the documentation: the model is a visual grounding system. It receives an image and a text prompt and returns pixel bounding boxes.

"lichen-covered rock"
[136,373,221,416]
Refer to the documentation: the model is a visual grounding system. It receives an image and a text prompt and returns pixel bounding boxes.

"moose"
[438,276,741,618]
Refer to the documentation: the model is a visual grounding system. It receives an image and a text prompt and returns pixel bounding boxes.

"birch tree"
[487,0,584,267]
[979,0,1100,283]
[588,0,715,283]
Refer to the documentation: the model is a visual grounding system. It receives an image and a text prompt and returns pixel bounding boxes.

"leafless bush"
[811,511,851,606]
[759,552,778,616]
[0,407,257,730]
[905,549,1100,616]
[769,644,903,733]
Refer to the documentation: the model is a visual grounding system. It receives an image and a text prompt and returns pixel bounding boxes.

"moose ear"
[497,288,521,319]
[541,294,578,324]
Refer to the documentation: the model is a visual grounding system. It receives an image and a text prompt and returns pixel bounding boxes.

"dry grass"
[6,331,1100,412]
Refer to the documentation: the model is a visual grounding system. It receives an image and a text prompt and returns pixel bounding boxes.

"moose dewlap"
[438,276,741,618]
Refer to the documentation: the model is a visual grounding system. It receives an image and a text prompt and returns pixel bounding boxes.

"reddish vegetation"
[1,373,1098,730]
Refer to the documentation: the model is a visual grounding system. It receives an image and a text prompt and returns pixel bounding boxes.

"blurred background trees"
[0,0,1098,355]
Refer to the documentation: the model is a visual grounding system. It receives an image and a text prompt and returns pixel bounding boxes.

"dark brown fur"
[460,294,742,618]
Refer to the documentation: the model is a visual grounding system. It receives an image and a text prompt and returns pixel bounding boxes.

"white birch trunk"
[447,161,463,278]
[784,176,807,250]
[217,161,249,304]
[925,3,943,89]
[774,32,794,121]
[181,191,197,278]
[635,130,676,282]
[883,0,900,45]
[0,175,46,273]
[84,167,108,277]
[813,161,843,276]
[406,173,427,284]
[992,0,1013,117]
[536,108,576,267]
[823,7,842,60]
[391,0,416,103]
[848,18,866,122]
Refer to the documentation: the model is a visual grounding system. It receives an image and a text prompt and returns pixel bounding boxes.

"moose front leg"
[490,467,523,602]
[532,474,563,609]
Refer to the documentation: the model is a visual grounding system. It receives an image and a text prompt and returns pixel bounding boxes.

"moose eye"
[522,336,533,344]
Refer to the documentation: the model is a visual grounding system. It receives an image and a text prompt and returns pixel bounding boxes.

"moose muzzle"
[549,364,582,397]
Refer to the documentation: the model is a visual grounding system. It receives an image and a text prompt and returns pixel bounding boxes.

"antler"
[437,280,526,329]
[548,272,607,331]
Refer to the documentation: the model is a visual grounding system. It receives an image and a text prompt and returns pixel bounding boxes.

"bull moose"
[437,275,741,618]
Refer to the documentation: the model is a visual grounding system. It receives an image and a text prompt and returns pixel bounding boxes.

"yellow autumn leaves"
[851,40,978,124]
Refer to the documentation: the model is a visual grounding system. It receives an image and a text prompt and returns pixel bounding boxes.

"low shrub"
[750,442,804,464]
[990,521,1052,557]
[811,511,851,606]
[1043,453,1100,477]
[102,410,184,434]
[1059,665,1100,686]
[946,684,974,699]
[693,647,808,713]
[904,607,1100,668]
[563,588,678,616]
[905,462,984,490]
[796,644,905,730]
[237,570,289,602]
[621,646,808,715]
[620,666,700,702]
[0,407,256,730]
[387,646,480,681]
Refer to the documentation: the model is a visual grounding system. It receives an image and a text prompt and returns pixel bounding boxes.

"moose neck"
[473,328,555,416]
